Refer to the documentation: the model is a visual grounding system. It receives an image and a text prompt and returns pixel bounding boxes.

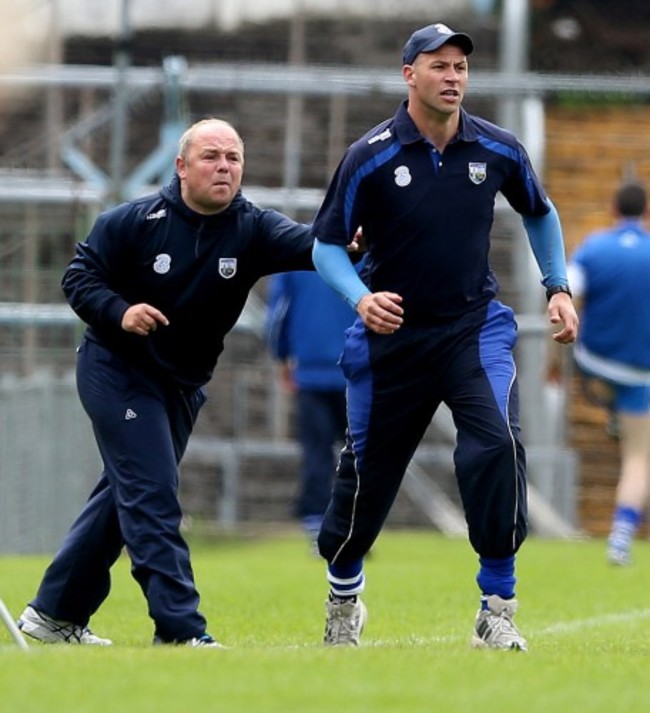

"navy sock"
[328,560,365,598]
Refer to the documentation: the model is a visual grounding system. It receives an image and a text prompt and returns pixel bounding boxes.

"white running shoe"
[607,544,631,566]
[323,596,367,646]
[471,595,527,652]
[18,605,112,645]
[153,633,226,648]
[185,635,226,648]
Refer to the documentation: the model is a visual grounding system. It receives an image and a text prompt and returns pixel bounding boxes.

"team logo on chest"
[219,257,237,279]
[394,165,412,188]
[153,254,171,274]
[468,162,487,185]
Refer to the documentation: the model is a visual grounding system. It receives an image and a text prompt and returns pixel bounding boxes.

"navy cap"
[402,23,474,65]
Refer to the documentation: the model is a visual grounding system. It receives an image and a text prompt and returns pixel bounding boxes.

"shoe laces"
[477,607,525,649]
[325,598,360,642]
[485,609,518,636]
[38,613,89,643]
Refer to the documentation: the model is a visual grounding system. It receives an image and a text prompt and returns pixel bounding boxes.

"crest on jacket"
[219,257,237,279]
[468,162,487,185]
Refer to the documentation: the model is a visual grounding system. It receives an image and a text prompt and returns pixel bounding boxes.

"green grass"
[2,530,650,712]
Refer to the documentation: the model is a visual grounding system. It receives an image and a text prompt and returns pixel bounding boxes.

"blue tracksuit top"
[312,101,551,324]
[265,271,356,390]
[62,174,314,388]
[569,219,650,370]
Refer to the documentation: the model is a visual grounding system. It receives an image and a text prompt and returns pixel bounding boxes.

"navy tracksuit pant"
[318,300,528,565]
[32,337,207,641]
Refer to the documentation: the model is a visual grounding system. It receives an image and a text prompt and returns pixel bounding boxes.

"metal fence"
[2,8,650,550]
[0,373,100,553]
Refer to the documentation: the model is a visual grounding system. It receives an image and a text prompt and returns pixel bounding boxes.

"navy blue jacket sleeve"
[255,210,315,274]
[61,207,133,332]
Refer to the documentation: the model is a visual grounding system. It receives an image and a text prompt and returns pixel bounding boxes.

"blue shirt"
[312,101,552,324]
[265,271,357,390]
[569,219,650,372]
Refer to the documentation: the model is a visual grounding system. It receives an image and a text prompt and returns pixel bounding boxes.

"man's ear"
[402,64,416,87]
[175,155,185,178]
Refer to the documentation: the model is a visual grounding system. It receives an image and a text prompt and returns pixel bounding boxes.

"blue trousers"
[295,389,347,519]
[318,301,528,565]
[31,337,208,641]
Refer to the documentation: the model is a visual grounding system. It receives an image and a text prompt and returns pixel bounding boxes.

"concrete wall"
[25,0,471,37]
[0,5,55,72]
[1,1,478,74]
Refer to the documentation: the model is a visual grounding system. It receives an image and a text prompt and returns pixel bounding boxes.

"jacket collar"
[393,100,478,145]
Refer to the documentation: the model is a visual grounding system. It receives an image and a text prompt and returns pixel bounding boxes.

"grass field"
[1,529,649,712]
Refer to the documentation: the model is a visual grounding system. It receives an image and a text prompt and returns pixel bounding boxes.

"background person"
[568,179,650,566]
[310,22,578,650]
[265,270,356,551]
[17,118,317,647]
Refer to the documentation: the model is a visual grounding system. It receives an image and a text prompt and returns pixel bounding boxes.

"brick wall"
[545,104,650,535]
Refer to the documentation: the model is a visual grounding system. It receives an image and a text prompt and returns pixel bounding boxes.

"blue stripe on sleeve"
[476,135,520,163]
[344,142,402,233]
[476,135,541,210]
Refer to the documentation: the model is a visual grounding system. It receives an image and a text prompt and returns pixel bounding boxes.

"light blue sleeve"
[312,240,370,310]
[522,199,570,289]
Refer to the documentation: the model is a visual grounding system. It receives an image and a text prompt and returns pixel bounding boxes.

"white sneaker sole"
[471,632,527,652]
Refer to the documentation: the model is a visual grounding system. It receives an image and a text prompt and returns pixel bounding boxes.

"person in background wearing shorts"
[568,179,650,566]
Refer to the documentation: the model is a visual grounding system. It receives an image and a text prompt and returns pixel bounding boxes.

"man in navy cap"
[310,22,578,650]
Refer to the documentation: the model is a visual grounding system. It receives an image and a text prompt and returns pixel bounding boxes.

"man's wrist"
[347,289,371,311]
[545,284,573,301]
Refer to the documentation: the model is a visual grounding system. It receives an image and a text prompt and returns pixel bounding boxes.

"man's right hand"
[121,304,170,336]
[357,292,404,334]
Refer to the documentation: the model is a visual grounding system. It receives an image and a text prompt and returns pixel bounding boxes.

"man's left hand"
[548,292,579,344]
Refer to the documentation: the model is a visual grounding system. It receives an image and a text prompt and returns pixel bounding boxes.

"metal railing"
[5,58,635,542]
